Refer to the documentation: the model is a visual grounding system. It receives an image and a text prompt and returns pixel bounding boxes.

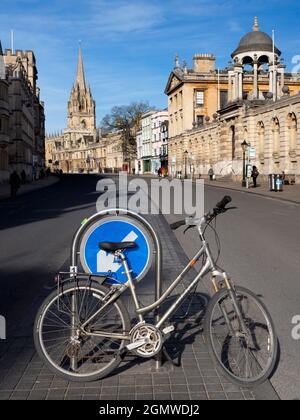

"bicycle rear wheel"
[34,280,131,382]
[205,286,278,387]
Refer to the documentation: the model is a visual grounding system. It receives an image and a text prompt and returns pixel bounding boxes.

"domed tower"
[229,17,283,102]
[68,47,96,130]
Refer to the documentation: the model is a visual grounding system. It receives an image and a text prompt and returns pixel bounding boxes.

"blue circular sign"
[80,216,153,284]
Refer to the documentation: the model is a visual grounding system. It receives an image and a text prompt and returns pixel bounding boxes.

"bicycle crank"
[128,323,163,358]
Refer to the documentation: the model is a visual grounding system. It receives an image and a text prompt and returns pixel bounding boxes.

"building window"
[197,115,204,126]
[195,90,205,107]
[220,91,228,109]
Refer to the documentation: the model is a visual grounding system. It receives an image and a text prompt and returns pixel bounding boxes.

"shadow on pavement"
[0,175,103,231]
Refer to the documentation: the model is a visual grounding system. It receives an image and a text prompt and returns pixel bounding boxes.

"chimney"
[193,54,216,73]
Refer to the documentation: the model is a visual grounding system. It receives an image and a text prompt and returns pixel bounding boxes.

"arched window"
[272,117,280,156]
[287,113,297,152]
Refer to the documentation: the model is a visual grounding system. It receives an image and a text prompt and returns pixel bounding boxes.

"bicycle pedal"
[162,325,175,336]
[126,339,148,351]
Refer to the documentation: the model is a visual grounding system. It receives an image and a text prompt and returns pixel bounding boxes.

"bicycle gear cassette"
[129,323,163,358]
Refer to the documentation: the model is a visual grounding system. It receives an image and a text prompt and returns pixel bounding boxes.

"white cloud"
[228,20,243,33]
[89,0,164,34]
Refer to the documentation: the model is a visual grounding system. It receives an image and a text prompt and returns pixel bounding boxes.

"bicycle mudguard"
[56,272,117,287]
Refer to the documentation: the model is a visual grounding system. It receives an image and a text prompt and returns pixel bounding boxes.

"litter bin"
[269,174,276,191]
[275,175,284,192]
[269,174,284,192]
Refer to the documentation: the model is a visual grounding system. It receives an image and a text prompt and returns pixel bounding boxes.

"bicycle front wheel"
[205,286,278,387]
[34,280,131,382]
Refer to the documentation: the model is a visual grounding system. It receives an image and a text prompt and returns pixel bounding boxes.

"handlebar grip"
[170,220,186,230]
[216,195,232,210]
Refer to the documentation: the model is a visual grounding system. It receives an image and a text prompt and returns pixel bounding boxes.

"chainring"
[130,323,163,358]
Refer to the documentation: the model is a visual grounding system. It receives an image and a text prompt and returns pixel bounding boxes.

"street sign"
[246,164,252,178]
[80,216,153,283]
[249,147,256,159]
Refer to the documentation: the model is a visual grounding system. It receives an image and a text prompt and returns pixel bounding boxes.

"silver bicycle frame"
[81,222,228,336]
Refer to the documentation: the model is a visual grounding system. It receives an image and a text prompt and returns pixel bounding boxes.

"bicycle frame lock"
[69,208,163,368]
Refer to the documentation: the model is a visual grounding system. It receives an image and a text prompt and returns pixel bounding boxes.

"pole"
[11,30,14,54]
[272,29,276,102]
[242,150,246,188]
[217,69,220,109]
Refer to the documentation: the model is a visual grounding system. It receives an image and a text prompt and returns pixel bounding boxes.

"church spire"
[68,46,96,130]
[76,46,86,91]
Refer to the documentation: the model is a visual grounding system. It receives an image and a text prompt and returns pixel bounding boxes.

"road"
[0,174,299,400]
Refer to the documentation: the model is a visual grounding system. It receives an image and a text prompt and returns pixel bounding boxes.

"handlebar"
[215,195,232,211]
[170,195,233,231]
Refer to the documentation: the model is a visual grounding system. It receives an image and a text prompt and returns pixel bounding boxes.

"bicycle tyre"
[205,286,278,387]
[34,280,131,382]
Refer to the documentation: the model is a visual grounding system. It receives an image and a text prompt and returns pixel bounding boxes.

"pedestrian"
[21,170,27,185]
[251,165,259,188]
[9,171,21,198]
[208,167,214,181]
[40,168,45,179]
[280,171,286,185]
[46,167,51,177]
[158,167,162,178]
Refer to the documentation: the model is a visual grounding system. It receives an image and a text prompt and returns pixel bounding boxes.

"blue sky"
[1,0,300,133]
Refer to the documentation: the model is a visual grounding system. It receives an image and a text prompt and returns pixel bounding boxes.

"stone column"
[269,68,273,93]
[253,61,258,99]
[228,71,233,102]
[234,64,243,101]
[277,64,286,97]
[273,65,278,100]
[239,72,243,100]
[232,75,237,101]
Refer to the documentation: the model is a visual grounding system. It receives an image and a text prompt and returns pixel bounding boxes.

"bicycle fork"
[213,274,248,337]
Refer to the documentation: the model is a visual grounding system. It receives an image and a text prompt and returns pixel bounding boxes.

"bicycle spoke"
[38,284,127,378]
[208,288,275,383]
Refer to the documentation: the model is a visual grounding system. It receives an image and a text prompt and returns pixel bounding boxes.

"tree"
[100,101,155,167]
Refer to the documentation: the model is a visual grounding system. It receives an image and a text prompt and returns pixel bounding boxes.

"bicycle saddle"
[99,242,137,253]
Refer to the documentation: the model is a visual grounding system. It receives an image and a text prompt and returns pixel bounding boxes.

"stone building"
[98,130,126,173]
[46,48,131,174]
[0,42,45,183]
[0,43,10,182]
[137,110,169,175]
[46,48,100,173]
[166,18,300,181]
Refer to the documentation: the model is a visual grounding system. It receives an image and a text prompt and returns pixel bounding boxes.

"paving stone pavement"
[205,178,300,205]
[0,212,279,400]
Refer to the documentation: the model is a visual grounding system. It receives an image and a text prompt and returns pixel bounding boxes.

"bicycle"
[34,196,278,386]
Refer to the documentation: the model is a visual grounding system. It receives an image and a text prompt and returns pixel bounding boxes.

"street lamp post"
[241,140,249,188]
[184,150,188,179]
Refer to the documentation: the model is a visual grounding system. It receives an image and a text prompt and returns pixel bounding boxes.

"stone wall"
[169,94,300,182]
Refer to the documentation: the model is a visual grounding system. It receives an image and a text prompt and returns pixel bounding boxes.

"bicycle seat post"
[117,251,143,323]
